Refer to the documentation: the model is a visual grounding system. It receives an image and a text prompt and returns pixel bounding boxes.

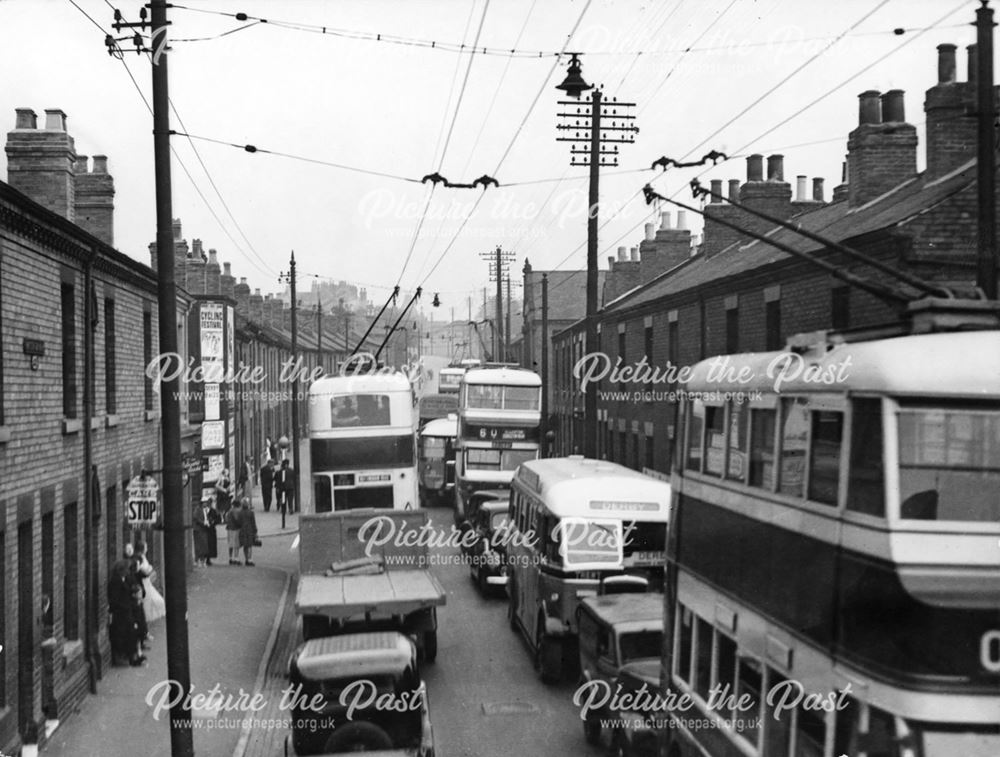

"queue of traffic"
[287,320,1000,757]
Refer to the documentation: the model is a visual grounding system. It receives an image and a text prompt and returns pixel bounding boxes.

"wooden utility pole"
[977,0,998,298]
[148,2,194,753]
[556,58,637,458]
[541,273,549,457]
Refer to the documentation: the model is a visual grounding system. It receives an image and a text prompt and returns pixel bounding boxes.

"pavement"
[39,507,301,757]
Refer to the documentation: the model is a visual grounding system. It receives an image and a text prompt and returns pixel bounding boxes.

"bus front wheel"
[535,620,561,684]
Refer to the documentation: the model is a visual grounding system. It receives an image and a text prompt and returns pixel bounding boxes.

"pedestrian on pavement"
[108,559,141,666]
[259,458,275,512]
[237,455,253,500]
[276,458,295,516]
[193,496,221,566]
[225,498,244,564]
[216,469,234,515]
[135,539,166,624]
[124,543,151,652]
[239,496,259,566]
[267,436,278,463]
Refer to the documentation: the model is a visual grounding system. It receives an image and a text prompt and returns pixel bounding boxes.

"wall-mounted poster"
[202,420,225,450]
[205,383,221,421]
[200,302,225,377]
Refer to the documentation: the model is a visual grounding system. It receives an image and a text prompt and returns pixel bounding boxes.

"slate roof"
[601,161,976,316]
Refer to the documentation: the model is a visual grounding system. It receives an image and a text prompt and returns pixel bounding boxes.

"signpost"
[126,475,160,525]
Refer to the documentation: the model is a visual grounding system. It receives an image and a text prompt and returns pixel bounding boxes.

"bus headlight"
[550,592,560,603]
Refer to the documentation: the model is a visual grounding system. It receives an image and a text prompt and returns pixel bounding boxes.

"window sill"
[62,418,82,435]
[145,410,161,422]
[106,414,120,428]
[0,425,10,444]
[90,417,101,430]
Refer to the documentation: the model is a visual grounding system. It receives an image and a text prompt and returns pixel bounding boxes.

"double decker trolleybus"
[454,367,542,520]
[307,373,418,512]
[437,365,465,395]
[508,457,671,684]
[663,327,1000,757]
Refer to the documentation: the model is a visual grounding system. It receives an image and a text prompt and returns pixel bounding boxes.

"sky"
[0,0,988,318]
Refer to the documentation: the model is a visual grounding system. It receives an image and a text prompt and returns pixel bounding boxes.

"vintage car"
[608,659,661,757]
[453,487,508,527]
[576,593,664,748]
[285,631,435,756]
[460,499,511,596]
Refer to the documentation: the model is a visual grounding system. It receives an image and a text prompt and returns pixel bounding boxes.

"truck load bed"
[297,569,446,619]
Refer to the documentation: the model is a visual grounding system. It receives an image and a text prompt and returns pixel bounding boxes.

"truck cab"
[286,631,435,756]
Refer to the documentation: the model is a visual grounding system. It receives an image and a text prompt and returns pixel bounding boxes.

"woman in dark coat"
[238,496,258,566]
[193,497,221,566]
[108,559,143,666]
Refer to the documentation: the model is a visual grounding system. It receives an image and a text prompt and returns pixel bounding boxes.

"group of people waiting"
[193,467,259,566]
[108,540,165,667]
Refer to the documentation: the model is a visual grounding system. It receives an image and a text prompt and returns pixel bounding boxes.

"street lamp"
[555,53,637,458]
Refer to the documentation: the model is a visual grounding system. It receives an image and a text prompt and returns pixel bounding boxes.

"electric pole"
[556,54,637,458]
[315,299,323,372]
[977,0,998,299]
[279,253,301,521]
[110,1,194,753]
[505,273,512,363]
[541,272,550,457]
[479,246,515,364]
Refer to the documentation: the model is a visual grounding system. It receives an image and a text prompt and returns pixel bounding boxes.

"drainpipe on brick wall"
[82,251,99,693]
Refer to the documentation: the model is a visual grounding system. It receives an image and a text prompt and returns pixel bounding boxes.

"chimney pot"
[92,155,108,173]
[812,177,825,202]
[240,277,247,284]
[881,90,905,123]
[937,43,957,83]
[710,179,723,202]
[617,246,627,262]
[14,108,37,129]
[172,219,182,240]
[629,247,639,262]
[43,109,67,131]
[858,90,882,125]
[796,175,807,201]
[728,179,740,201]
[746,154,764,182]
[676,210,687,230]
[644,223,655,241]
[254,288,261,296]
[659,211,671,230]
[767,155,784,182]
[74,155,89,174]
[223,262,232,275]
[208,249,218,266]
[191,239,203,257]
[967,44,978,84]
[607,256,615,267]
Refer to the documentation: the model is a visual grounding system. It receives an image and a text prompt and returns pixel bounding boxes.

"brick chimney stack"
[6,108,77,221]
[846,89,918,207]
[924,42,987,181]
[186,237,205,295]
[206,248,221,294]
[221,262,236,299]
[234,277,251,318]
[249,288,264,324]
[74,154,115,246]
[639,211,692,282]
[603,243,642,304]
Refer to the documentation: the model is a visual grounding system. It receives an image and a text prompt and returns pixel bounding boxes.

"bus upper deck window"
[778,398,809,497]
[847,398,885,516]
[685,400,705,472]
[704,405,726,477]
[749,408,776,489]
[808,410,843,506]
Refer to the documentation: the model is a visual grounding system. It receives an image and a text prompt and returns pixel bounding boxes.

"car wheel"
[535,620,561,684]
[507,580,518,631]
[423,629,438,663]
[323,721,393,752]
